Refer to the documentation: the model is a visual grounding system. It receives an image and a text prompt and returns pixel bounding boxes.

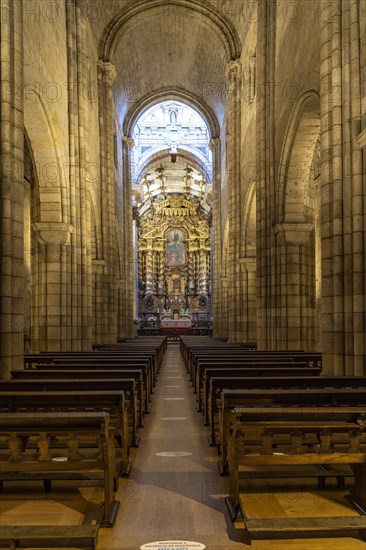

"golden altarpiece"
[137,194,211,326]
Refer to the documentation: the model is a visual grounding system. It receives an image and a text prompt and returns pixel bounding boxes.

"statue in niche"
[167,229,186,266]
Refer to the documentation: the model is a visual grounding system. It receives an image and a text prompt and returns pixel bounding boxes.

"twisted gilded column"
[187,250,195,294]
[198,247,207,296]
[145,247,154,295]
[158,250,166,295]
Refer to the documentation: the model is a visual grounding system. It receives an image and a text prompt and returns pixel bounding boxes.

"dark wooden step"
[0,525,99,549]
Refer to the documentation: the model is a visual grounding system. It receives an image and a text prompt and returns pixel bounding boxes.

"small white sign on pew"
[140,542,205,550]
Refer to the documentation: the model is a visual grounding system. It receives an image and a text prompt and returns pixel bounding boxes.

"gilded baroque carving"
[138,194,211,314]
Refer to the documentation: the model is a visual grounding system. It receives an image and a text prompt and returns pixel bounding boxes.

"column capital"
[274,223,313,246]
[33,222,74,246]
[123,136,135,148]
[97,60,117,86]
[225,59,241,81]
[356,128,366,150]
[209,137,221,149]
[239,256,256,271]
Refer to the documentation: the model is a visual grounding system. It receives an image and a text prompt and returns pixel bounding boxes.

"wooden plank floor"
[1,342,365,550]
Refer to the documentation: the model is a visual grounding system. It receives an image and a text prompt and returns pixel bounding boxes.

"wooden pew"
[0,411,118,527]
[23,358,153,412]
[196,361,321,411]
[207,375,366,448]
[11,368,145,429]
[225,406,366,542]
[219,387,366,476]
[24,353,156,393]
[0,378,139,449]
[0,390,130,476]
[190,352,322,388]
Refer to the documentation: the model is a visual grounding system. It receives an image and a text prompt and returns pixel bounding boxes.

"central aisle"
[97,342,364,550]
[98,341,244,550]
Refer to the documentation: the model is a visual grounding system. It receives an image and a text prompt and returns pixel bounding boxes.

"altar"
[160,318,192,328]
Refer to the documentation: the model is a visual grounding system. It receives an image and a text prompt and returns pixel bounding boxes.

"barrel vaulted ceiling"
[83,0,245,127]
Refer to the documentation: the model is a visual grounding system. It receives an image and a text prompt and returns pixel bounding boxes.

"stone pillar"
[210,138,223,338]
[320,0,366,374]
[274,223,315,350]
[239,257,257,343]
[66,0,93,350]
[256,0,277,349]
[95,60,118,343]
[225,60,243,342]
[32,223,73,352]
[0,0,24,375]
[121,137,136,338]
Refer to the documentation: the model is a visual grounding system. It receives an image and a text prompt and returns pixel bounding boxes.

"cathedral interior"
[1,1,366,549]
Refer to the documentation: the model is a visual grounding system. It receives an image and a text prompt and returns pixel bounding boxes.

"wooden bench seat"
[11,368,145,428]
[192,356,320,392]
[0,378,139,449]
[186,348,321,378]
[0,412,118,527]
[197,364,321,416]
[0,525,99,549]
[0,390,130,476]
[225,406,366,543]
[218,388,366,475]
[24,354,156,391]
[225,407,366,533]
[207,375,366,447]
[23,358,153,409]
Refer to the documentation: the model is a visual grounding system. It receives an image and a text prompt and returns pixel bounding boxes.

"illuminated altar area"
[136,167,212,329]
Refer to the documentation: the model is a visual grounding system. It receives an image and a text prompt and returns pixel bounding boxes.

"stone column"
[225,60,242,342]
[320,0,366,374]
[96,60,118,343]
[239,257,257,342]
[256,0,277,349]
[274,223,315,350]
[66,0,93,350]
[0,0,24,375]
[32,223,73,352]
[122,137,136,338]
[210,138,223,338]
